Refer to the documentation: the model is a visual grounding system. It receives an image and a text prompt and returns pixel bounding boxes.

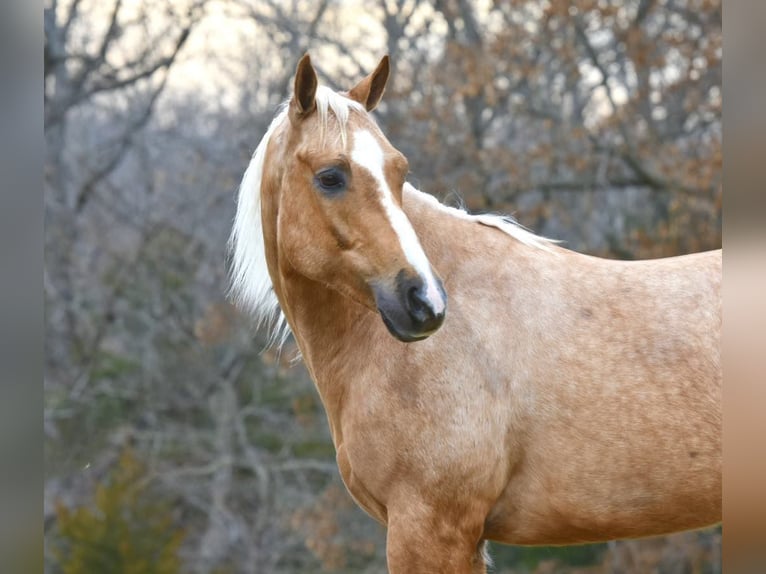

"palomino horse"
[230,55,721,573]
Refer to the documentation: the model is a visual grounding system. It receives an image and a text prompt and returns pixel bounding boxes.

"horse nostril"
[406,285,433,321]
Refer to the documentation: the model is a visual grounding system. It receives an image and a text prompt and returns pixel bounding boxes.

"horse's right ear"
[348,55,390,112]
[290,53,317,120]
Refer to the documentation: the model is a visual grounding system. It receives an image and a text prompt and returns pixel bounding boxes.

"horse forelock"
[316,85,366,147]
[228,86,366,348]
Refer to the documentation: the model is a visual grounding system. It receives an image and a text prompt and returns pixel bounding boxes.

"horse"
[229,54,721,573]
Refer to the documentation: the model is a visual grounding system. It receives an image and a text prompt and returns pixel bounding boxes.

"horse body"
[281,185,721,540]
[231,55,721,573]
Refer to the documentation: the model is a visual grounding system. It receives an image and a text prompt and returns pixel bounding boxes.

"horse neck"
[268,264,375,442]
[261,194,377,442]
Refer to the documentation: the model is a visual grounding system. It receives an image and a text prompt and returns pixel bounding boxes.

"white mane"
[404,183,556,251]
[229,85,553,347]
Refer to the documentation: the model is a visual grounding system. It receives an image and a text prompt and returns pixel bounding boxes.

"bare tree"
[378,0,721,256]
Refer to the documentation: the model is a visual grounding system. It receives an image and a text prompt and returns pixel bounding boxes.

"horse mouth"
[378,308,438,342]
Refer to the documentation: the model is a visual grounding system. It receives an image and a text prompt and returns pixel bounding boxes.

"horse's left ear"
[291,53,318,120]
[348,56,390,112]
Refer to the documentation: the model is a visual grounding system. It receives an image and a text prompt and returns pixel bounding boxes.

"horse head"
[251,55,446,342]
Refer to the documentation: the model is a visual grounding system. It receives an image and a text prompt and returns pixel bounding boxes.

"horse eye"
[314,168,347,194]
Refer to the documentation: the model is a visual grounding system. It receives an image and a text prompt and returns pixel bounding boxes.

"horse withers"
[229,54,721,573]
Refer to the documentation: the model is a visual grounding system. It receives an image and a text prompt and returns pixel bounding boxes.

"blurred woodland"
[44,0,721,572]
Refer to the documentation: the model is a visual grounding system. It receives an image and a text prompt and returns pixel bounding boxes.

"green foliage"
[91,351,141,381]
[292,440,336,459]
[491,541,607,570]
[252,431,284,453]
[52,449,184,574]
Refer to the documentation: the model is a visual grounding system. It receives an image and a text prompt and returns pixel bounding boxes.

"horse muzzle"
[373,271,447,342]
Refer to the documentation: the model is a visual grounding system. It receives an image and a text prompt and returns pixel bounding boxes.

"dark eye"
[314,168,347,195]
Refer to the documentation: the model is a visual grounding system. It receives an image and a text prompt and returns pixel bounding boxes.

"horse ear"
[291,53,318,119]
[348,55,390,112]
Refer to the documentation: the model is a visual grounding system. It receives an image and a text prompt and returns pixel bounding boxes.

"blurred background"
[43,0,721,572]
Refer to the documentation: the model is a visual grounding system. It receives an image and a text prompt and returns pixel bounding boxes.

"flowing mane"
[228,104,288,345]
